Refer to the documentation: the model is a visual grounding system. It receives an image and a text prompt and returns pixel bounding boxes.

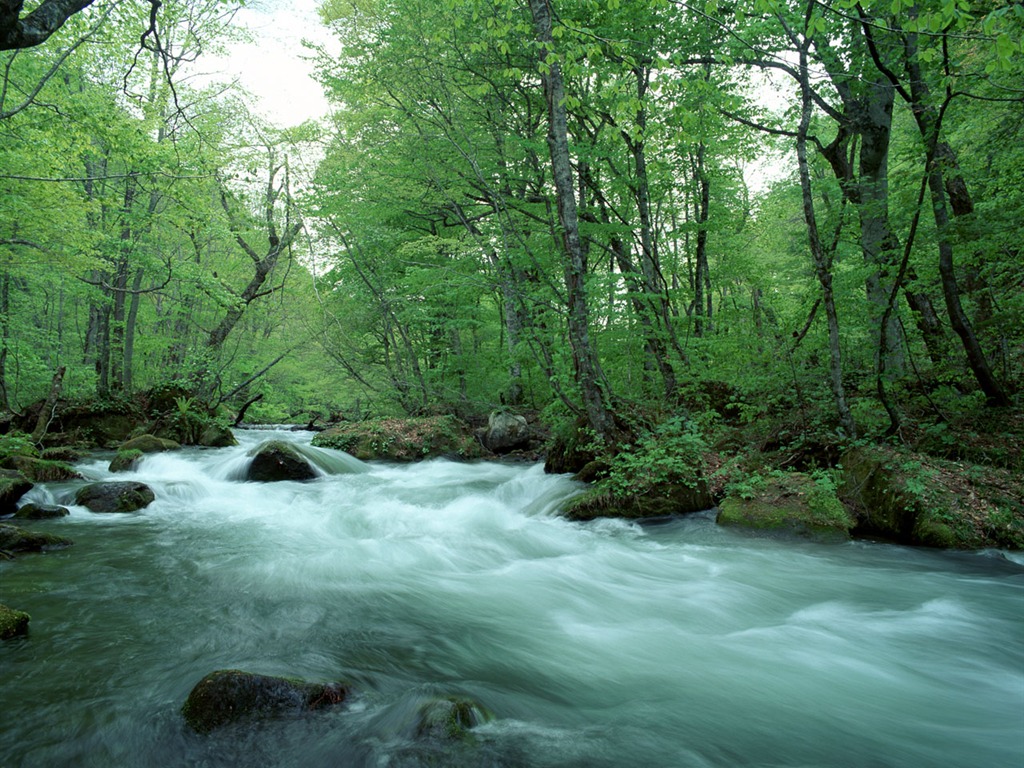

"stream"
[1,428,1022,767]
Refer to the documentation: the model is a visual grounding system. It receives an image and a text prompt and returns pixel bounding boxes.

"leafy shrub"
[604,416,707,499]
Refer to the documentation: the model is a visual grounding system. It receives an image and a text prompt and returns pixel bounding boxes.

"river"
[2,428,1022,767]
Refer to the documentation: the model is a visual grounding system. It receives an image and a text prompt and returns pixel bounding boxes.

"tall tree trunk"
[628,65,680,396]
[691,144,712,337]
[528,0,615,444]
[30,366,65,444]
[795,27,856,437]
[855,78,905,377]
[0,263,9,410]
[122,266,144,390]
[900,27,1009,406]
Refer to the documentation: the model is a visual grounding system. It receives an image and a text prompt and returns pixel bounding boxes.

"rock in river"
[0,523,73,554]
[0,469,33,515]
[13,502,70,520]
[73,481,155,513]
[246,440,317,482]
[0,604,30,639]
[181,669,350,733]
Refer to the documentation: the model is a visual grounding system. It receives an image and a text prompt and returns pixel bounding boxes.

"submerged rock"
[0,469,33,515]
[0,523,73,553]
[716,472,854,542]
[0,604,30,639]
[181,669,350,734]
[13,502,70,520]
[416,696,492,741]
[73,481,155,513]
[246,440,318,482]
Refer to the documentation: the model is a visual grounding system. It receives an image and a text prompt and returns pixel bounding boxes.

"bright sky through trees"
[216,0,332,125]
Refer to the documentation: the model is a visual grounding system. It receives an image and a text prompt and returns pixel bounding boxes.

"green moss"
[562,481,713,521]
[717,472,854,542]
[0,523,73,553]
[312,416,484,461]
[0,604,30,639]
[109,449,144,473]
[1,456,80,482]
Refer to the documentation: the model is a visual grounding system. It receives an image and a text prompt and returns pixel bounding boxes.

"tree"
[0,0,96,50]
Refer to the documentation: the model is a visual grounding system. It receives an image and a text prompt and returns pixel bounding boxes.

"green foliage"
[0,433,38,462]
[603,417,707,500]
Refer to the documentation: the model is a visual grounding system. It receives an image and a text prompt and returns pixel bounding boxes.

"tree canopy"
[1,0,1022,457]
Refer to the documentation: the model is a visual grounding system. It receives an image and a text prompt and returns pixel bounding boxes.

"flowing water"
[1,428,1022,767]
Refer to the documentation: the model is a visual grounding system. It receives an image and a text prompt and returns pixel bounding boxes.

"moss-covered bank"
[312,416,486,461]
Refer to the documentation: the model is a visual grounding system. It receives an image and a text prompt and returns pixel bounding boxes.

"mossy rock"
[13,502,70,520]
[109,449,144,473]
[119,434,181,453]
[73,481,155,513]
[198,423,237,447]
[141,412,236,448]
[2,456,81,483]
[563,479,713,522]
[416,696,492,741]
[181,669,350,734]
[0,523,73,553]
[313,416,485,462]
[839,446,1024,549]
[0,470,33,515]
[0,604,30,639]
[246,440,317,482]
[716,472,855,542]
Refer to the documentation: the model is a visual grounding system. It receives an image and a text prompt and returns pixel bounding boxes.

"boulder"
[13,502,70,520]
[0,604,30,639]
[181,670,349,734]
[0,523,73,553]
[479,411,531,453]
[199,423,237,447]
[0,470,33,515]
[119,434,181,453]
[73,481,155,513]
[246,441,317,482]
[716,472,855,542]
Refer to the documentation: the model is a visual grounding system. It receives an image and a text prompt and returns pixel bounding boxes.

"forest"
[1,0,1023,546]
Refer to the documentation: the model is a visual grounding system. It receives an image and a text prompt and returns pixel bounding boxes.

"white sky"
[217,0,334,126]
